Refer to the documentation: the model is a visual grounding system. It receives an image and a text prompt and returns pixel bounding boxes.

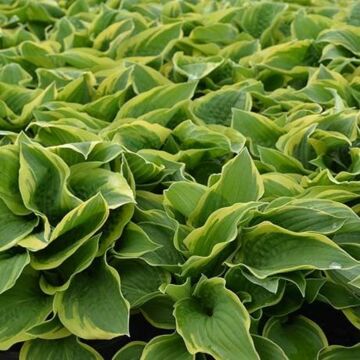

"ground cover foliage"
[0,0,360,359]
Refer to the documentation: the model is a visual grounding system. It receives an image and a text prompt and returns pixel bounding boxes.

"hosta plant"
[0,0,359,359]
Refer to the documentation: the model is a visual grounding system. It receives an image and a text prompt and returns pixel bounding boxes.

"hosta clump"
[0,0,360,359]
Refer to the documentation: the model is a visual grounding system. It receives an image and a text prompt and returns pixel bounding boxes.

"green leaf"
[26,313,69,340]
[97,66,133,96]
[265,283,304,317]
[53,48,115,69]
[107,121,171,152]
[232,109,283,155]
[117,81,197,119]
[0,145,29,215]
[0,82,38,115]
[233,221,359,278]
[18,83,57,125]
[0,332,34,353]
[19,142,81,223]
[262,173,303,199]
[0,63,32,86]
[164,181,207,219]
[239,2,287,39]
[318,344,360,360]
[69,165,134,209]
[31,123,101,146]
[112,341,145,360]
[83,90,129,122]
[292,11,332,40]
[141,333,194,360]
[36,68,84,89]
[124,151,164,185]
[16,214,51,252]
[225,267,285,313]
[55,257,129,340]
[171,120,232,153]
[39,234,99,295]
[0,250,30,294]
[191,148,264,226]
[0,100,19,132]
[31,193,108,270]
[57,72,96,104]
[191,86,251,126]
[140,294,175,329]
[98,203,135,256]
[140,222,185,269]
[115,222,160,258]
[342,306,360,329]
[220,40,260,62]
[20,41,59,68]
[251,205,345,234]
[173,52,224,80]
[317,281,360,309]
[160,278,192,302]
[0,268,52,344]
[0,199,38,251]
[190,23,238,46]
[252,335,289,360]
[2,0,360,353]
[255,40,316,73]
[184,203,260,257]
[131,63,171,93]
[258,146,310,175]
[305,278,327,303]
[174,277,259,360]
[111,259,170,308]
[263,316,328,360]
[117,23,182,57]
[93,19,133,51]
[20,336,102,360]
[318,26,360,57]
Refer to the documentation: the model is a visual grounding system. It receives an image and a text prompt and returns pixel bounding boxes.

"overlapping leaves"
[0,0,359,359]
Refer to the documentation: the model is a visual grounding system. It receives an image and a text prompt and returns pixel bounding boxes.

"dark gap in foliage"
[288,76,309,91]
[0,350,19,360]
[262,73,285,92]
[294,301,360,346]
[323,147,352,173]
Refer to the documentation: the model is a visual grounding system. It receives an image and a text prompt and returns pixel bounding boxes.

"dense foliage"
[0,0,359,359]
